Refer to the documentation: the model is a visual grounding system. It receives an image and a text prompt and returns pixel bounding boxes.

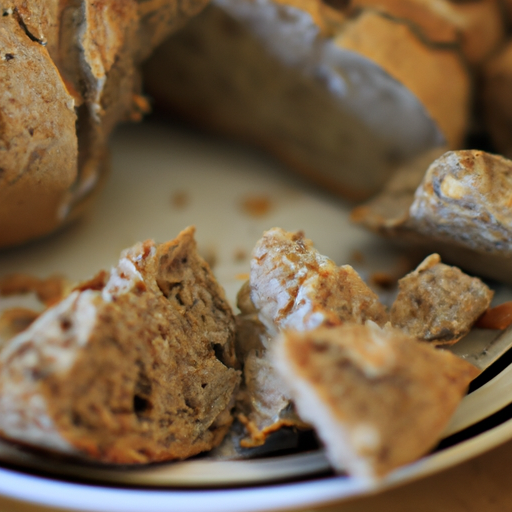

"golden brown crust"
[350,0,504,66]
[0,9,78,248]
[336,11,470,149]
[0,0,209,249]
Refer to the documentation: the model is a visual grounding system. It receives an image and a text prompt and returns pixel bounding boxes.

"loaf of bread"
[144,0,505,200]
[0,226,240,463]
[0,0,208,249]
[273,323,479,479]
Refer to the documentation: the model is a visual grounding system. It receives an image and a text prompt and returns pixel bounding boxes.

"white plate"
[1,120,512,511]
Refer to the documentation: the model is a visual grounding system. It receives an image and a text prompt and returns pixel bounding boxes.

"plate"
[2,120,512,511]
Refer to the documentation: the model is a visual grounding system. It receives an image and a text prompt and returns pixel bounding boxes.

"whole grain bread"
[390,254,493,345]
[0,226,240,463]
[273,323,479,479]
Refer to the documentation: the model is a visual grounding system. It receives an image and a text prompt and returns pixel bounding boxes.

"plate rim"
[1,415,512,512]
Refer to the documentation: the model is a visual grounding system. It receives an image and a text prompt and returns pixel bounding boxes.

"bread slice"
[235,227,387,445]
[141,0,507,199]
[0,226,240,464]
[390,254,493,345]
[352,149,512,284]
[273,323,479,480]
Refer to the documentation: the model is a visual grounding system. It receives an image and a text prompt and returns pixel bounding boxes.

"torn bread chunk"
[235,227,387,446]
[273,323,479,480]
[251,228,388,336]
[352,150,512,284]
[0,227,240,464]
[390,254,493,345]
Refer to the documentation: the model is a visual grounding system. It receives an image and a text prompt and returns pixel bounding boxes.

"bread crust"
[352,149,512,284]
[0,0,209,249]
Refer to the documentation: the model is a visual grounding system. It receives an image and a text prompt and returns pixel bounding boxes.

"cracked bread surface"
[0,226,240,464]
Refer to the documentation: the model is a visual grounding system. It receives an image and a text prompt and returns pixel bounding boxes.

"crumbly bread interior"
[234,227,387,445]
[390,254,493,345]
[274,323,479,480]
[0,227,240,464]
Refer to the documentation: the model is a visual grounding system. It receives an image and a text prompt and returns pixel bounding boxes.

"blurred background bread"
[0,0,208,249]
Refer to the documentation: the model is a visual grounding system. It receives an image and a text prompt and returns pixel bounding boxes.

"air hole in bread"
[133,395,151,415]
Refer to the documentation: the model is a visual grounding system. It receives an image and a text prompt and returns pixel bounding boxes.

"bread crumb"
[0,273,69,307]
[171,191,190,209]
[234,248,247,263]
[351,250,365,264]
[240,195,272,217]
[370,272,396,290]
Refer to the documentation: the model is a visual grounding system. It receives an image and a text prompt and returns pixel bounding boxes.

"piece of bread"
[144,0,505,200]
[390,254,493,345]
[235,227,387,445]
[0,226,240,463]
[352,149,512,284]
[273,323,479,480]
[0,0,209,249]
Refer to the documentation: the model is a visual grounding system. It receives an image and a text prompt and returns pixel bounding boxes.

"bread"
[0,0,209,249]
[390,254,493,345]
[235,227,387,445]
[143,0,504,200]
[352,149,512,284]
[273,323,479,480]
[482,40,512,159]
[0,226,240,463]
